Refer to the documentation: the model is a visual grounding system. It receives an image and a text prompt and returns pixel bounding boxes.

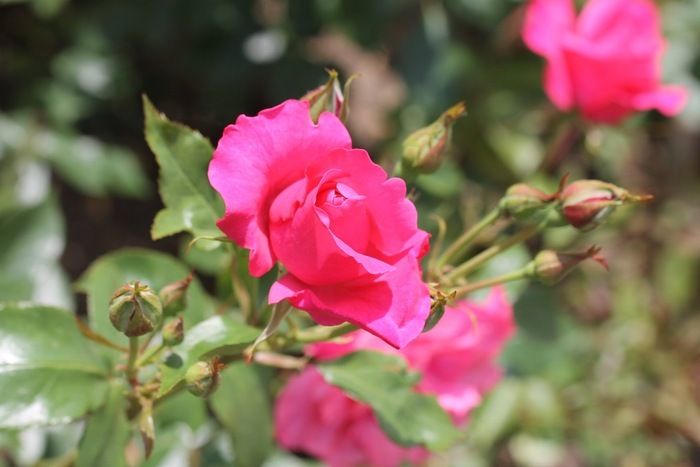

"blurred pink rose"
[274,288,515,467]
[274,367,428,467]
[523,0,688,123]
[208,99,430,348]
[309,286,516,423]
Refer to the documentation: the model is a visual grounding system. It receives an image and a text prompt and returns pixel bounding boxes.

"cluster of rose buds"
[500,177,653,231]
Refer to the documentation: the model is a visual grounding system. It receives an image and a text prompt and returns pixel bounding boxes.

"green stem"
[434,207,502,272]
[450,267,531,299]
[442,224,539,285]
[154,322,357,407]
[291,322,358,344]
[136,343,165,367]
[127,337,140,383]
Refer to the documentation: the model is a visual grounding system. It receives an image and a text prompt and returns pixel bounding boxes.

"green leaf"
[76,382,130,467]
[210,363,273,467]
[0,197,73,309]
[76,248,216,349]
[158,315,260,397]
[317,351,461,451]
[0,303,109,428]
[154,391,207,430]
[143,95,223,241]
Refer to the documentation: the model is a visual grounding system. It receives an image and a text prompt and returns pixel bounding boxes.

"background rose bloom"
[275,287,515,466]
[523,0,687,123]
[308,286,516,423]
[274,367,429,467]
[208,99,430,348]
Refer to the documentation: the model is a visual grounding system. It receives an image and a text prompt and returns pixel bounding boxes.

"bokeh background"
[2,0,700,465]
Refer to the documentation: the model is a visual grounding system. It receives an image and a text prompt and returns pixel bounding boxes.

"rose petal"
[269,256,430,348]
[632,85,689,116]
[209,100,351,277]
[577,0,661,55]
[522,0,576,58]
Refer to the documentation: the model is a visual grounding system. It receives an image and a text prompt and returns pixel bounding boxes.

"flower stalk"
[433,207,503,273]
[127,336,140,384]
[442,224,541,285]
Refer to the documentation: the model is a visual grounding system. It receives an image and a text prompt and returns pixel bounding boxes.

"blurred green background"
[1,0,700,465]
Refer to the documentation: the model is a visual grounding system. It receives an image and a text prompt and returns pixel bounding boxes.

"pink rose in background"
[523,0,687,123]
[208,99,430,348]
[275,368,428,467]
[274,287,515,467]
[309,286,515,423]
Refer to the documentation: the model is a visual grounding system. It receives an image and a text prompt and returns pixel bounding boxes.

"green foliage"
[76,382,130,467]
[158,315,260,397]
[0,303,109,428]
[210,363,274,467]
[317,351,461,451]
[76,248,215,348]
[143,96,224,242]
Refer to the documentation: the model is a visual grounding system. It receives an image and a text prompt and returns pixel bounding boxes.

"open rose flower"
[523,0,687,123]
[208,99,430,348]
[275,288,516,466]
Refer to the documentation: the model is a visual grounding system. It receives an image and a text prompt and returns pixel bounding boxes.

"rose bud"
[109,281,163,337]
[300,69,354,123]
[162,316,184,346]
[159,274,192,316]
[559,180,652,230]
[185,358,224,398]
[500,183,564,226]
[530,246,608,285]
[400,101,466,175]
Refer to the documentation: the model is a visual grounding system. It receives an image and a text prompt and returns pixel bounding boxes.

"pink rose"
[208,99,430,348]
[308,286,516,423]
[523,0,688,123]
[274,288,515,466]
[274,367,428,467]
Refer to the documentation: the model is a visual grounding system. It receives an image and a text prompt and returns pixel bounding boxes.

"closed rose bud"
[531,247,608,286]
[559,180,652,230]
[162,316,184,346]
[401,102,466,175]
[185,358,224,398]
[159,274,192,316]
[301,69,353,123]
[109,281,162,337]
[500,183,564,226]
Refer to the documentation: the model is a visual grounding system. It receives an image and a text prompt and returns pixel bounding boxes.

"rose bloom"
[275,287,516,467]
[523,0,687,123]
[208,99,430,348]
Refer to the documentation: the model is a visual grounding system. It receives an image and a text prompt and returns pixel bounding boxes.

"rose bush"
[208,99,430,348]
[523,0,687,123]
[275,287,515,466]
